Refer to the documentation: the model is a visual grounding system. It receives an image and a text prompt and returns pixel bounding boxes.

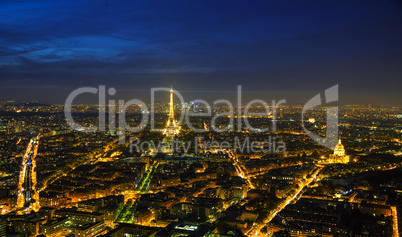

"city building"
[324,139,350,164]
[155,221,213,237]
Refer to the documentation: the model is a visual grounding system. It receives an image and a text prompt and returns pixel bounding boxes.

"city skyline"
[0,1,402,237]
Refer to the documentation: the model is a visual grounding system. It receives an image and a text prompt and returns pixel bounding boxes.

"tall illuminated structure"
[162,87,179,153]
[167,87,176,128]
[17,137,40,213]
[163,87,179,137]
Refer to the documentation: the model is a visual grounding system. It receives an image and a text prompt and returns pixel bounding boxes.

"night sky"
[0,0,401,105]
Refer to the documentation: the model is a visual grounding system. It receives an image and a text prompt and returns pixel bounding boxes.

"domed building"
[334,139,345,156]
[329,139,349,164]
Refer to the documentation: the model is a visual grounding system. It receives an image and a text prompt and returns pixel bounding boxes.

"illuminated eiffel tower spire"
[161,87,180,154]
[167,86,176,127]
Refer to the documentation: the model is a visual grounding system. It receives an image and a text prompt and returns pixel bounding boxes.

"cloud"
[0,0,401,105]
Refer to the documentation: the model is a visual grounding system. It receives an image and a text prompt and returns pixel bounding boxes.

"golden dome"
[334,139,345,156]
[335,139,344,149]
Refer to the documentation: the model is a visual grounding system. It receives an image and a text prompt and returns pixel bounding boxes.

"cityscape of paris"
[0,1,402,237]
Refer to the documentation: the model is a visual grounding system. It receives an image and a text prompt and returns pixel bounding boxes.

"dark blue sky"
[0,0,401,105]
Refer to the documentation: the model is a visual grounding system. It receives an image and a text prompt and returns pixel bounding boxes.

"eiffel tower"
[162,87,179,153]
[164,87,179,136]
[166,87,176,128]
